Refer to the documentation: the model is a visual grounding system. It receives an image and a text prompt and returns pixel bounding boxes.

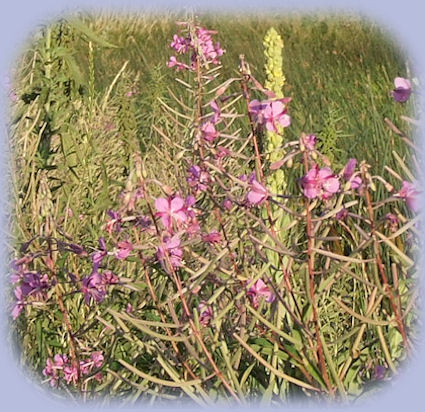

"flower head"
[249,97,291,132]
[246,178,269,206]
[155,196,188,231]
[247,279,275,309]
[157,234,184,273]
[392,77,412,103]
[301,165,340,200]
[396,180,419,212]
[198,301,213,326]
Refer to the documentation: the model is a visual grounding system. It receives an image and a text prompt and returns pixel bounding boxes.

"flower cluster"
[168,25,225,71]
[11,260,51,319]
[43,352,104,387]
[187,165,212,193]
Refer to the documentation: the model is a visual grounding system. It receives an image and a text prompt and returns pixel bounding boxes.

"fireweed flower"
[249,97,291,132]
[201,230,222,244]
[170,34,190,53]
[168,25,225,71]
[11,272,50,319]
[81,272,106,304]
[342,158,362,190]
[11,287,25,320]
[167,56,190,71]
[198,301,213,326]
[247,279,275,309]
[302,134,317,151]
[301,165,340,200]
[200,120,219,143]
[223,198,233,211]
[155,196,188,230]
[43,351,104,387]
[187,165,211,192]
[115,240,133,260]
[92,237,108,270]
[396,180,420,212]
[246,179,269,206]
[156,234,184,273]
[392,77,412,103]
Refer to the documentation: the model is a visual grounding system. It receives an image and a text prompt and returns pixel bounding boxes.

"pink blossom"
[247,279,275,309]
[335,208,348,221]
[201,230,222,244]
[187,165,211,192]
[392,77,411,103]
[155,196,188,230]
[200,120,219,142]
[157,234,184,273]
[210,100,221,123]
[342,158,362,190]
[247,179,269,206]
[92,237,108,270]
[302,134,317,151]
[170,34,190,53]
[198,301,213,326]
[81,272,107,304]
[223,198,233,211]
[301,165,340,200]
[167,56,190,71]
[396,181,420,212]
[249,97,291,132]
[115,240,133,260]
[11,287,25,320]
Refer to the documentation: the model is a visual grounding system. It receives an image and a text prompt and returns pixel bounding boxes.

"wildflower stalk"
[303,150,334,396]
[361,165,409,352]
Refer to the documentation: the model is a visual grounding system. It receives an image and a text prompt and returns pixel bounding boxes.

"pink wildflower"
[222,198,233,211]
[396,181,419,212]
[198,301,213,326]
[247,179,269,206]
[157,234,184,273]
[249,97,291,132]
[81,272,107,304]
[200,120,219,143]
[385,213,399,232]
[247,279,275,309]
[342,158,362,190]
[392,77,412,103]
[187,165,211,192]
[115,240,133,260]
[167,56,190,71]
[170,34,190,53]
[155,196,188,230]
[106,210,122,234]
[301,165,340,200]
[302,134,317,151]
[201,230,222,244]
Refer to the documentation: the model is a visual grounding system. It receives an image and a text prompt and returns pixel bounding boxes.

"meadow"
[7,11,419,406]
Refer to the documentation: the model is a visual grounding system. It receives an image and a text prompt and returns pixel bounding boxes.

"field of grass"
[7,11,419,406]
